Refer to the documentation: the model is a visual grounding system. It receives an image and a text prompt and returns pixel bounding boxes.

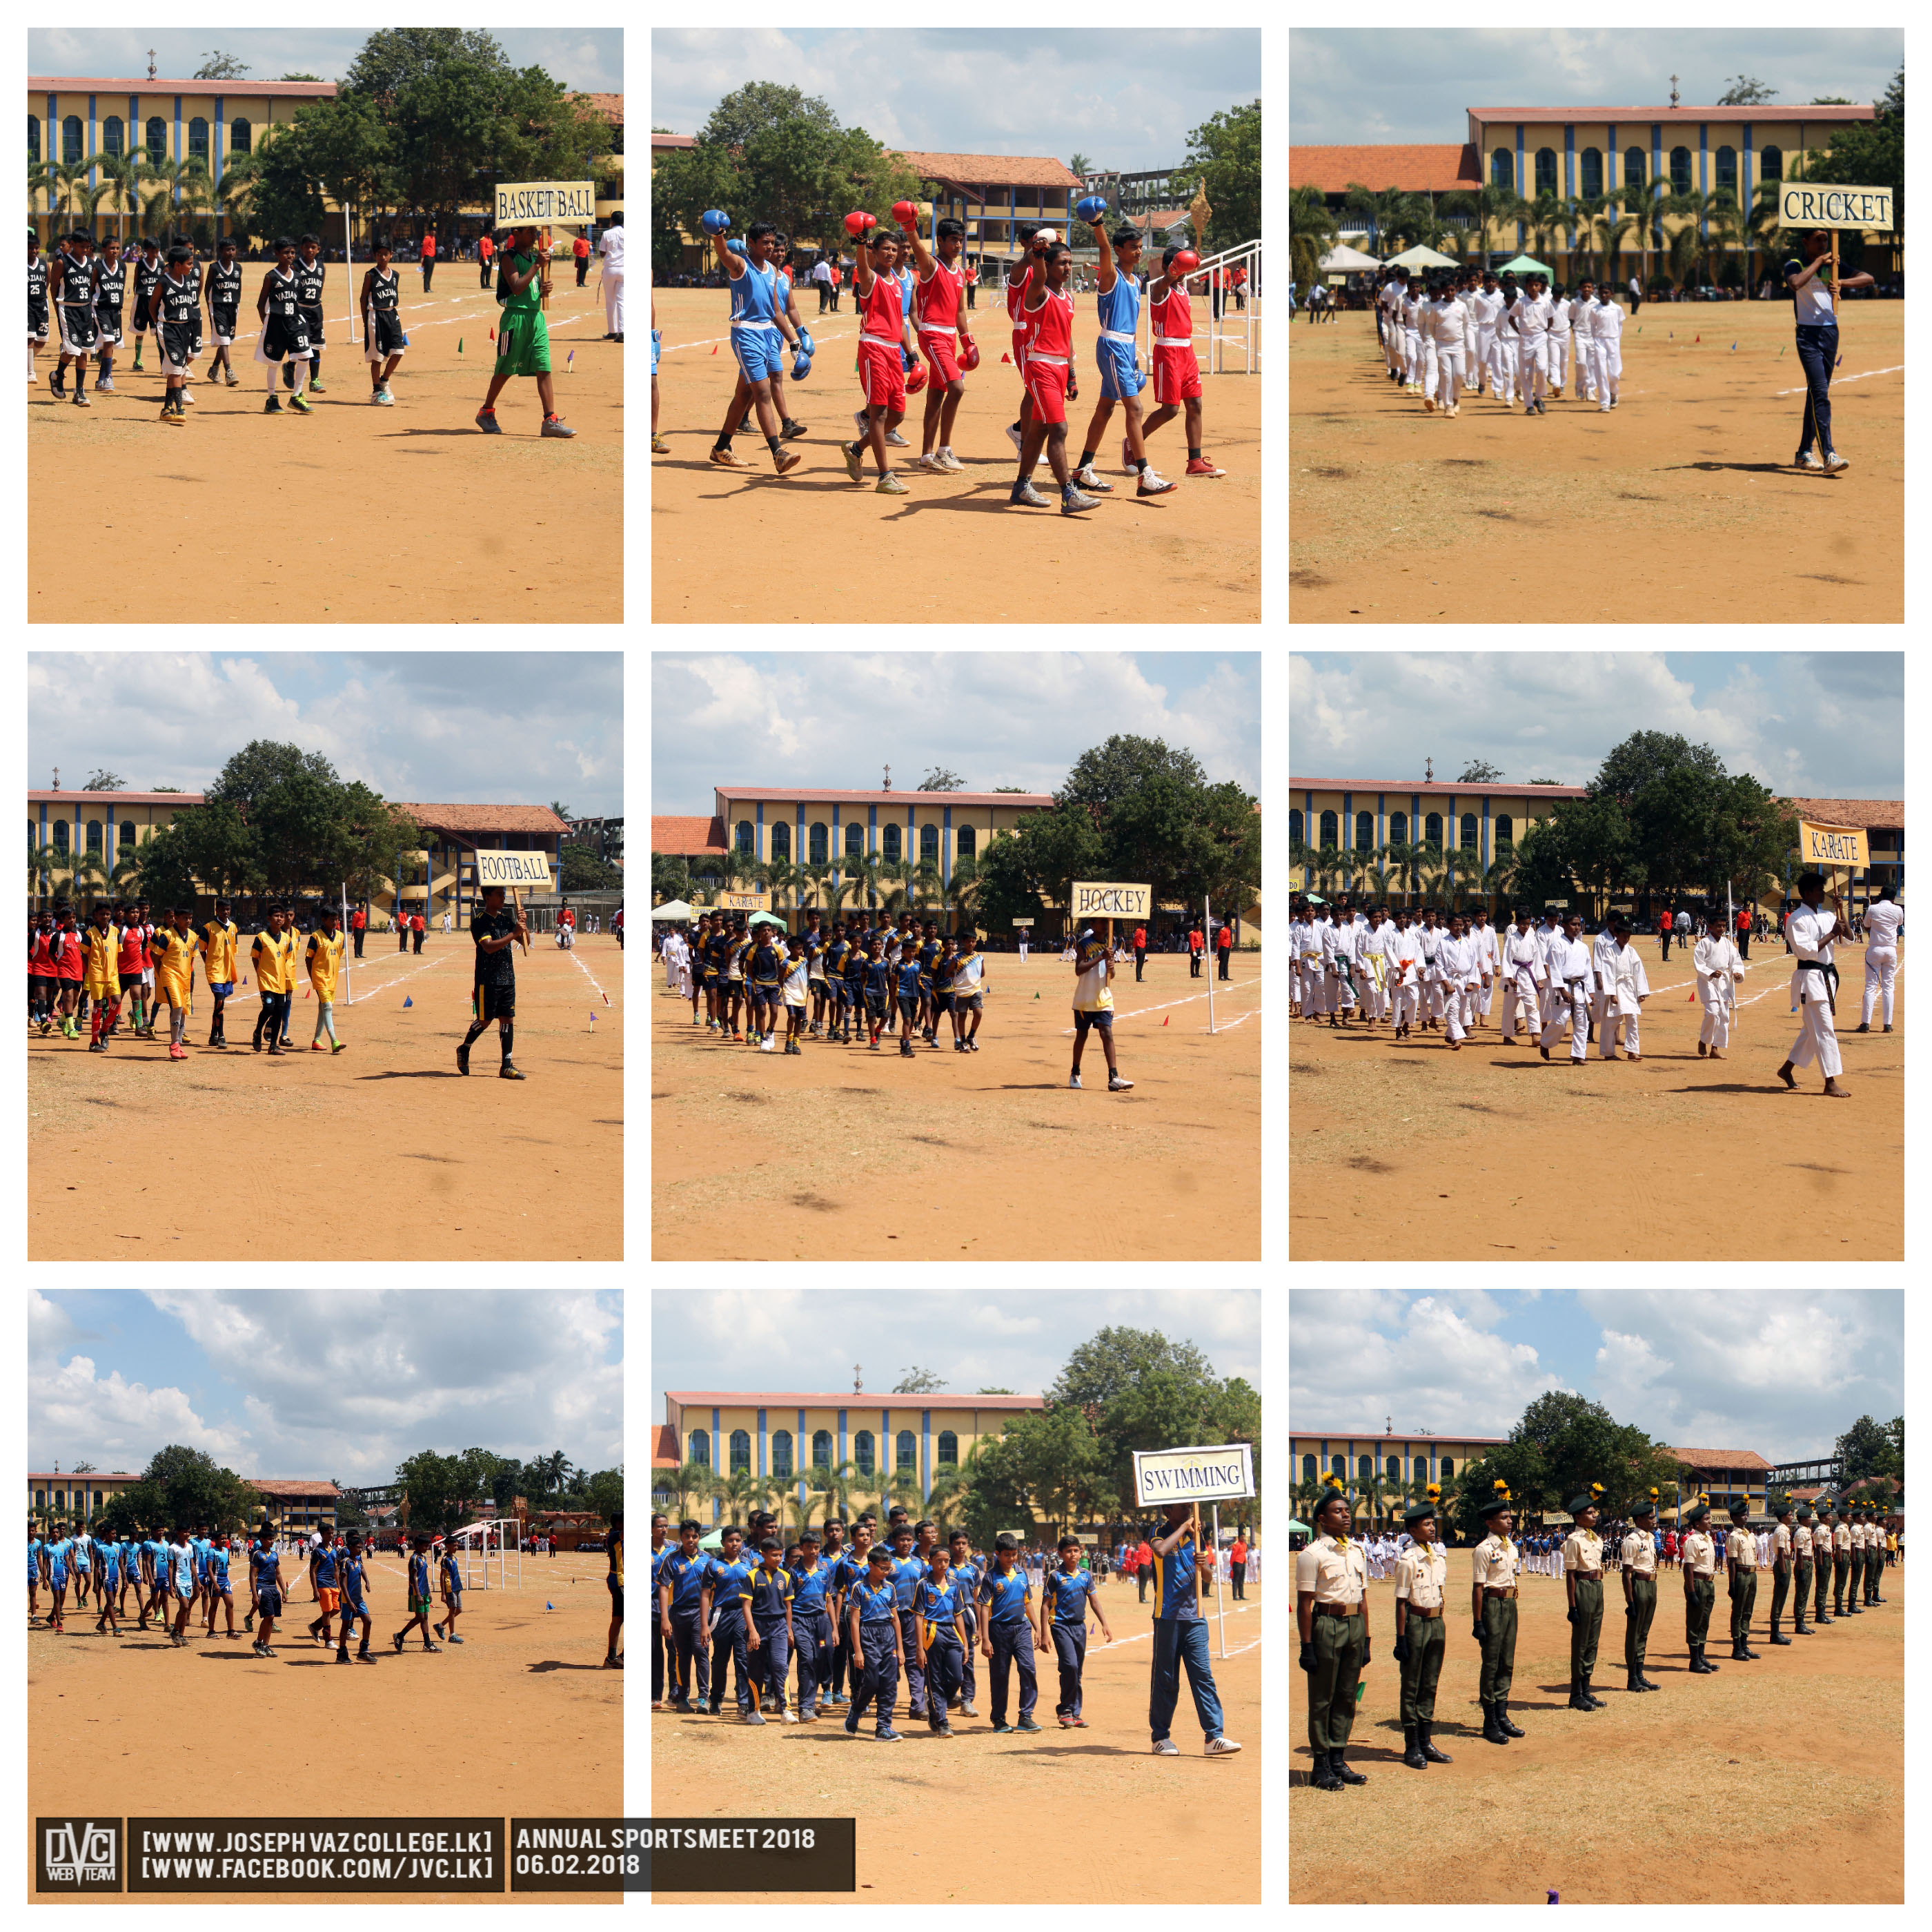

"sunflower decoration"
[1426,1483,1441,1503]
[1648,1487,1659,1500]
[1590,1483,1605,1501]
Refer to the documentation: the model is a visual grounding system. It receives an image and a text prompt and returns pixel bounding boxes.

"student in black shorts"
[255,237,313,415]
[290,232,326,393]
[129,237,163,372]
[50,230,99,406]
[459,884,527,1078]
[605,1512,623,1670]
[205,236,244,387]
[177,237,204,404]
[28,229,50,383]
[152,244,201,425]
[90,235,126,393]
[358,235,406,404]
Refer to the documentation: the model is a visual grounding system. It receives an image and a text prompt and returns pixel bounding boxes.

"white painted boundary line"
[561,941,614,1007]
[341,947,451,1008]
[1056,979,1266,1036]
[1773,363,1904,397]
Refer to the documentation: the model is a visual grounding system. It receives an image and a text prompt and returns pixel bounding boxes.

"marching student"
[1007,237,1098,514]
[845,1541,908,1742]
[204,1528,237,1637]
[90,234,126,394]
[333,1530,377,1664]
[50,230,99,406]
[279,908,302,1044]
[359,236,407,405]
[44,1524,72,1632]
[139,905,195,1060]
[1140,245,1223,475]
[1693,909,1748,1059]
[1777,872,1850,1098]
[249,1526,286,1657]
[255,237,313,415]
[1068,209,1174,494]
[249,905,290,1052]
[1855,883,1902,1033]
[204,235,244,386]
[290,236,329,395]
[473,224,575,438]
[1546,278,1572,399]
[1508,273,1553,416]
[29,228,50,384]
[907,210,976,475]
[1468,905,1499,1026]
[785,1528,832,1719]
[703,1524,757,1718]
[1321,903,1359,1027]
[1785,231,1871,473]
[306,906,347,1053]
[913,1544,970,1737]
[698,213,800,473]
[28,1522,44,1626]
[976,1533,1041,1735]
[1568,279,1597,401]
[460,884,526,1078]
[127,236,164,373]
[730,232,811,444]
[392,1534,442,1654]
[831,215,914,496]
[1150,1501,1239,1757]
[1586,282,1624,412]
[945,1528,983,1717]
[1589,913,1624,1055]
[1041,1533,1114,1727]
[198,898,239,1049]
[742,1537,796,1724]
[1436,913,1473,1049]
[166,1528,196,1647]
[1068,921,1132,1091]
[1538,914,1594,1063]
[778,932,810,1054]
[92,1531,123,1637]
[1425,273,1468,416]
[81,899,121,1053]
[659,1519,713,1711]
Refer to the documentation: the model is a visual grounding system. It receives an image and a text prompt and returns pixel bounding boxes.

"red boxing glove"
[891,199,918,229]
[845,210,877,239]
[905,362,928,393]
[1172,249,1201,275]
[958,340,980,372]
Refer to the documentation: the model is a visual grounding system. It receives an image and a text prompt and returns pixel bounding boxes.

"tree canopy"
[1174,99,1260,253]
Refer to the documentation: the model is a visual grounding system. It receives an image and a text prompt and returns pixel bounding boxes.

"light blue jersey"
[170,1543,195,1595]
[896,267,917,366]
[727,257,785,382]
[1096,266,1145,400]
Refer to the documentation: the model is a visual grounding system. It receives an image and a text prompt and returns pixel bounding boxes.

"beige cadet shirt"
[1294,1532,1368,1606]
[1471,1532,1519,1590]
[1682,1529,1717,1576]
[1835,1521,1852,1555]
[1621,1528,1656,1577]
[1794,1524,1814,1561]
[1773,1522,1792,1566]
[1561,1527,1604,1577]
[1726,1524,1759,1570]
[1393,1541,1448,1609]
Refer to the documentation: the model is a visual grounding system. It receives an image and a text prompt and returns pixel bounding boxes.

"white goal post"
[450,1517,523,1591]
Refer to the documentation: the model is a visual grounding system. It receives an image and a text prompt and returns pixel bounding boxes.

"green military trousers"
[1686,1573,1715,1649]
[1794,1558,1812,1622]
[1306,1609,1364,1753]
[1770,1561,1791,1628]
[1624,1576,1657,1671]
[1398,1614,1445,1724]
[1833,1550,1850,1610]
[1478,1593,1518,1702]
[1814,1550,1832,1619]
[1728,1570,1757,1646]
[1570,1576,1604,1677]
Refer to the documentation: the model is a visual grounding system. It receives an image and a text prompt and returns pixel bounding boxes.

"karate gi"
[1417,922,1446,1023]
[1500,923,1544,1040]
[1590,927,1624,1051]
[1387,923,1422,1031]
[1469,918,1499,1021]
[1601,939,1651,1056]
[1784,904,1844,1077]
[1438,933,1475,1043]
[1693,930,1748,1049]
[1860,898,1903,1027]
[1539,934,1594,1060]
[1321,915,1359,1015]
[1359,919,1393,1020]
[1537,920,1568,1031]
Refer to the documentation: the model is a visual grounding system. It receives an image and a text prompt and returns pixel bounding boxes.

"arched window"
[1535,148,1557,197]
[882,823,901,861]
[1490,148,1513,191]
[729,1429,751,1475]
[937,1431,958,1466]
[52,820,68,854]
[854,1430,875,1475]
[689,1429,711,1468]
[808,821,828,864]
[28,116,39,164]
[1715,146,1737,194]
[188,117,209,164]
[770,820,790,860]
[118,820,135,850]
[1624,147,1646,192]
[1670,146,1693,194]
[102,116,123,157]
[1580,146,1603,198]
[1357,1455,1373,1481]
[146,117,167,164]
[771,1430,793,1479]
[956,825,975,858]
[920,824,938,862]
[1424,812,1443,849]
[1302,1453,1318,1485]
[1441,1458,1455,1479]
[1461,813,1478,852]
[1319,809,1338,847]
[1388,810,1407,846]
[735,819,753,854]
[1386,1456,1401,1481]
[811,1430,833,1469]
[896,1430,916,1473]
[63,115,83,163]
[1330,1455,1346,1480]
[1495,814,1512,852]
[230,117,252,155]
[1759,145,1782,183]
[844,823,864,863]
[1290,809,1304,845]
[86,820,103,855]
[1354,811,1373,851]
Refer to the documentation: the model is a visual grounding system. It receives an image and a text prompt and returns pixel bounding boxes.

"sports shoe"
[542,415,577,437]
[1061,486,1098,514]
[225,372,239,387]
[780,417,808,441]
[371,388,392,405]
[422,1641,442,1653]
[1185,457,1225,477]
[914,453,947,473]
[1068,1073,1083,1090]
[1009,423,1027,456]
[876,1727,905,1742]
[875,472,909,494]
[433,1622,443,1639]
[1423,395,1436,413]
[651,433,670,452]
[288,394,312,414]
[842,440,865,483]
[500,1062,525,1080]
[883,427,909,446]
[1010,480,1049,508]
[475,407,502,433]
[934,450,965,472]
[1072,464,1114,491]
[1108,1074,1134,1091]
[264,395,283,413]
[73,388,91,407]
[1152,1737,1180,1755]
[1205,1735,1243,1756]
[1822,450,1849,473]
[1794,448,1824,470]
[968,1039,979,1052]
[168,1043,188,1060]
[1138,469,1178,495]
[97,377,116,393]
[393,1631,405,1653]
[180,388,195,404]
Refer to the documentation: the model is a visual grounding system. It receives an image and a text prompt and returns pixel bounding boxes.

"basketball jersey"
[1096,267,1141,338]
[157,269,196,326]
[28,256,48,310]
[57,250,95,306]
[92,257,126,315]
[295,257,325,310]
[263,265,301,321]
[368,266,399,312]
[727,259,779,328]
[858,269,903,344]
[1151,278,1193,344]
[181,258,202,308]
[1026,284,1073,360]
[209,259,243,313]
[913,259,963,334]
[135,257,164,308]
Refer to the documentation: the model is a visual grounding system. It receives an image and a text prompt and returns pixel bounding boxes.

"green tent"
[1288,1518,1311,1535]
[1497,253,1552,278]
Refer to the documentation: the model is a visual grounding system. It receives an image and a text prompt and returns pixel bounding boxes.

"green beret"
[1796,1506,1813,1522]
[1403,1499,1439,1527]
[1479,1491,1516,1520]
[1771,1499,1793,1518]
[1728,1497,1751,1517]
[1685,1503,1711,1526]
[1630,1496,1658,1520]
[1566,1486,1604,1518]
[1315,1486,1351,1519]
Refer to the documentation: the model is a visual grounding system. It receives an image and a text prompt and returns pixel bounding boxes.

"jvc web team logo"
[39,1818,120,1889]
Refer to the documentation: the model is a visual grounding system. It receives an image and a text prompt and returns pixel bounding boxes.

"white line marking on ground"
[1773,364,1904,396]
[560,943,613,1006]
[342,948,451,1008]
[1056,980,1265,1035]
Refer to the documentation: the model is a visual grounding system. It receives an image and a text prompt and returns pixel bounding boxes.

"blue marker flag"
[403,995,413,1008]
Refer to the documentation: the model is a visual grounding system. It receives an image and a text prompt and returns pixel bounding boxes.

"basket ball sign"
[1071,880,1152,920]
[1777,184,1893,231]
[473,850,554,889]
[494,180,598,228]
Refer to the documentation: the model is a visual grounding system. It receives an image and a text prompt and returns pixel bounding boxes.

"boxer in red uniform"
[1005,224,1046,468]
[841,215,911,495]
[902,204,974,474]
[1011,241,1097,515]
[1141,246,1225,477]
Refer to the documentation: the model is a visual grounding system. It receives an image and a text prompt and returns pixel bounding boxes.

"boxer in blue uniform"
[1072,208,1176,497]
[844,1545,906,1742]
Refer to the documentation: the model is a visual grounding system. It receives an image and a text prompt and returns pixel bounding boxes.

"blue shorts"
[1097,340,1145,400]
[50,1568,68,1588]
[1073,1007,1114,1035]
[210,1579,232,1597]
[342,1598,368,1621]
[257,1586,283,1618]
[731,325,786,384]
[210,980,235,998]
[652,328,661,375]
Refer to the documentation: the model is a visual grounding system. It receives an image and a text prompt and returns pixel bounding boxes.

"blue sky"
[29,652,623,817]
[653,29,1257,172]
[1289,652,1902,796]
[1290,29,1902,145]
[29,1290,624,1485]
[29,29,623,92]
[651,1289,1260,1423]
[651,652,1261,814]
[1289,1290,1902,1460]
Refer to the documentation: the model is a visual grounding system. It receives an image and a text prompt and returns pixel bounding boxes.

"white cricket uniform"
[1387,923,1422,1029]
[1569,296,1597,397]
[597,221,625,336]
[1694,931,1748,1049]
[1461,287,1479,367]
[1428,294,1468,409]
[1512,291,1552,404]
[1468,918,1499,1017]
[1601,939,1652,1056]
[1359,920,1393,1018]
[1468,287,1500,394]
[1491,291,1521,402]
[1321,916,1358,1012]
[1589,927,1624,1047]
[1785,905,1844,1076]
[1292,916,1319,1012]
[1546,288,1572,391]
[1382,282,1405,371]
[1539,934,1593,1059]
[1588,297,1624,408]
[1501,923,1543,1038]
[1860,898,1903,1026]
[1402,291,1431,393]
[1416,923,1445,1021]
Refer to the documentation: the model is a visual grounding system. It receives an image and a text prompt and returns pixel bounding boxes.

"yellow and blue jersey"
[978,1564,1032,1628]
[850,1576,899,1625]
[788,1556,832,1615]
[889,1552,927,1610]
[409,1552,432,1601]
[1151,1524,1203,1621]
[1044,1566,1100,1626]
[707,1554,756,1619]
[660,1549,710,1614]
[914,1575,965,1645]
[743,1564,795,1624]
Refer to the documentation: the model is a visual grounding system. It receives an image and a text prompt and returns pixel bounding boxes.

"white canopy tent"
[1319,243,1383,271]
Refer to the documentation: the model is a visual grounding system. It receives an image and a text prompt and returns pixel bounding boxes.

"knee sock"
[91,1002,108,1043]
[170,1005,187,1047]
[500,1021,513,1063]
[267,363,280,393]
[291,364,307,398]
[462,1017,486,1049]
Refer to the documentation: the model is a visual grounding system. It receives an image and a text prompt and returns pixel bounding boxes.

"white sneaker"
[1151,1737,1180,1755]
[883,428,909,446]
[914,453,945,472]
[1422,395,1435,412]
[854,408,869,436]
[782,1709,798,1724]
[1822,449,1849,472]
[1108,1074,1134,1091]
[1137,469,1177,495]
[1205,1735,1243,1756]
[1068,1073,1082,1090]
[935,450,965,473]
[1008,422,1026,455]
[1795,450,1825,471]
[1072,463,1113,491]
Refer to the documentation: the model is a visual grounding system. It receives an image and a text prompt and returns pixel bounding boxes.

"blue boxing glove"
[792,349,812,382]
[700,209,731,236]
[1076,194,1109,225]
[727,238,746,257]
[797,328,814,359]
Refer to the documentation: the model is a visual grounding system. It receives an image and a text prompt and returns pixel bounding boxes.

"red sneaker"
[1185,457,1225,477]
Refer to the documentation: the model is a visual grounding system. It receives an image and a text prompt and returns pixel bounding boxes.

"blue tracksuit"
[846,1577,901,1735]
[978,1564,1038,1722]
[744,1564,794,1717]
[914,1575,967,1730]
[707,1555,756,1714]
[788,1556,833,1716]
[1044,1566,1101,1719]
[658,1548,712,1705]
[949,1556,981,1704]
[1149,1523,1225,1744]
[891,1552,930,1719]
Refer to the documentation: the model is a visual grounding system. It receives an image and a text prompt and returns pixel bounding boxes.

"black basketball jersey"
[157,269,197,326]
[93,258,128,313]
[181,258,202,305]
[28,257,48,305]
[263,264,301,319]
[295,258,325,309]
[367,265,400,312]
[135,256,164,302]
[209,259,243,310]
[55,251,96,306]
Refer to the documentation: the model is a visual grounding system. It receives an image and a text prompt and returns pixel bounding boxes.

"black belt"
[1795,958,1840,1012]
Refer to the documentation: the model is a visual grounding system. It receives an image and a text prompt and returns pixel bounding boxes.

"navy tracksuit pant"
[1052,1622,1087,1720]
[987,1617,1038,1723]
[898,1607,928,1719]
[669,1607,709,1705]
[1150,1615,1225,1744]
[829,1617,851,1700]
[708,1610,753,1714]
[923,1633,964,1730]
[792,1606,829,1717]
[848,1621,899,1735]
[960,1604,978,1706]
[751,1616,789,1715]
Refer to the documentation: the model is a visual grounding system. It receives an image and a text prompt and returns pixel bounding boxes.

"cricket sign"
[473,851,554,889]
[1071,880,1152,920]
[1799,821,1869,869]
[1778,183,1894,232]
[1132,1442,1256,1508]
[494,180,597,228]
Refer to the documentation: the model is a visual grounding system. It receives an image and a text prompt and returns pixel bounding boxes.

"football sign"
[473,851,553,889]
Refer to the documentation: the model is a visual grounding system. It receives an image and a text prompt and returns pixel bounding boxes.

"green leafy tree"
[395,1450,473,1539]
[138,1445,262,1537]
[1289,184,1339,290]
[918,767,967,791]
[1549,793,1634,925]
[1836,1414,1895,1483]
[1457,760,1504,784]
[892,1367,948,1394]
[1718,76,1779,106]
[560,843,622,893]
[1172,100,1259,253]
[956,1428,1038,1549]
[586,1467,624,1526]
[1795,64,1904,269]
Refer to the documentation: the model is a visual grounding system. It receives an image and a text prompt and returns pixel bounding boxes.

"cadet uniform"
[1791,1507,1815,1635]
[1472,1488,1524,1744]
[1832,1504,1853,1617]
[1814,1504,1839,1624]
[1393,1493,1451,1768]
[1682,1502,1720,1673]
[1866,1507,1888,1604]
[1726,1501,1761,1660]
[1767,1500,1795,1644]
[1621,1497,1662,1690]
[1298,1489,1370,1789]
[1562,1485,1608,1711]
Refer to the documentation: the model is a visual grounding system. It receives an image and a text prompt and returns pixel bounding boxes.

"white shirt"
[1323,920,1358,969]
[596,225,625,274]
[1864,900,1904,950]
[1439,933,1477,985]
[1568,295,1594,334]
[1402,293,1423,332]
[1469,288,1501,329]
[1511,292,1551,339]
[812,261,831,284]
[1469,921,1499,972]
[1428,295,1467,347]
[1387,925,1421,985]
[1588,298,1624,342]
[1693,931,1747,992]
[1547,295,1572,337]
[1504,926,1544,979]
[1539,921,1566,970]
[1608,940,1651,1015]
[1360,921,1392,965]
[1550,935,1593,983]
[1786,905,1840,1003]
[1590,928,1623,993]
[1790,264,1835,326]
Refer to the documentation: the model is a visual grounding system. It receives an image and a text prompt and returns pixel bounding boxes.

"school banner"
[1778,183,1894,231]
[473,851,554,889]
[1132,1443,1255,1508]
[494,180,598,228]
[717,891,769,911]
[1798,821,1869,869]
[1070,880,1152,920]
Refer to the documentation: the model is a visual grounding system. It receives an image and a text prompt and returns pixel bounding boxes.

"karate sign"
[1778,183,1894,232]
[494,180,597,228]
[1799,821,1869,869]
[718,891,769,911]
[473,851,553,889]
[1071,880,1152,920]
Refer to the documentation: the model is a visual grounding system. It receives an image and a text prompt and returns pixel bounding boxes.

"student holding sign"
[1777,872,1850,1099]
[1068,923,1133,1092]
[474,226,576,440]
[1786,232,1874,474]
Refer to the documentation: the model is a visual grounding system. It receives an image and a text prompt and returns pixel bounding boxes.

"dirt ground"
[28,1548,622,1902]
[1290,943,1903,1259]
[1289,297,1903,622]
[1290,1560,1903,1902]
[650,286,1259,623]
[651,1579,1261,1902]
[27,264,621,624]
[27,934,623,1259]
[651,950,1260,1259]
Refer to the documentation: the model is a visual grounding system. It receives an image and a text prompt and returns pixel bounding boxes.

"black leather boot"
[1310,1748,1343,1791]
[1496,1698,1524,1737]
[1419,1718,1452,1762]
[1481,1700,1509,1744]
[1626,1669,1646,1693]
[1568,1674,1591,1711]
[1689,1644,1716,1673]
[1582,1668,1606,1708]
[1638,1666,1662,1690]
[1403,1723,1428,1768]
[1741,1634,1762,1659]
[1770,1620,1792,1645]
[1331,1748,1368,1785]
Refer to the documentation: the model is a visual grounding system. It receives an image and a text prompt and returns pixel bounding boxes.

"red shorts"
[1153,346,1202,404]
[1012,329,1031,374]
[922,333,960,386]
[1023,357,1069,425]
[858,340,906,413]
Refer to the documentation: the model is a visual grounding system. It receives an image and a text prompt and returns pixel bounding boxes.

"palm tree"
[1746,180,1787,295]
[60,849,111,912]
[1440,181,1519,273]
[92,152,148,248]
[27,831,59,910]
[909,854,943,920]
[762,856,805,925]
[811,1459,864,1530]
[1340,182,1406,259]
[49,159,93,228]
[875,856,915,917]
[1702,189,1747,292]
[723,849,769,898]
[1622,181,1672,291]
[711,1469,766,1529]
[1520,190,1566,267]
[1566,194,1613,285]
[943,852,984,938]
[28,159,60,236]
[1289,184,1339,290]
[206,149,264,249]
[843,850,886,915]
[798,860,831,924]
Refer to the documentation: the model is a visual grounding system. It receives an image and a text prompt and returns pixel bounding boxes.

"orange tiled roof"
[895,150,1085,189]
[1668,1448,1773,1470]
[1469,103,1875,121]
[652,814,728,856]
[1292,144,1483,195]
[1777,796,1905,831]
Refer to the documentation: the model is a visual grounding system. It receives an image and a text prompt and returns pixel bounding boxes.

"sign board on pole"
[718,890,770,912]
[1777,183,1894,232]
[1798,821,1869,869]
[494,180,598,228]
[473,851,553,889]
[1071,880,1152,920]
[1011,917,1035,927]
[1131,1443,1255,1507]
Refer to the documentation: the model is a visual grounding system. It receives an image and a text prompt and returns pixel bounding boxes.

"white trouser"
[1403,328,1422,383]
[1424,974,1445,1021]
[1391,980,1420,1029]
[1862,947,1897,1025]
[1366,969,1391,1019]
[1697,975,1733,1049]
[1591,339,1619,405]
[1601,1005,1641,1056]
[1418,334,1436,395]
[1549,333,1569,388]
[1541,979,1590,1058]
[1518,333,1548,402]
[1493,331,1519,402]
[1577,337,1600,401]
[1500,968,1539,1038]
[1475,326,1495,389]
[1433,343,1463,410]
[1387,315,1403,368]
[1441,982,1468,1043]
[1788,997,1842,1077]
[1325,965,1355,1011]
[603,268,624,336]
[1476,971,1494,1018]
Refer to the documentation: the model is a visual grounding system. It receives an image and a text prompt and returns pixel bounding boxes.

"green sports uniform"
[495,250,551,376]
